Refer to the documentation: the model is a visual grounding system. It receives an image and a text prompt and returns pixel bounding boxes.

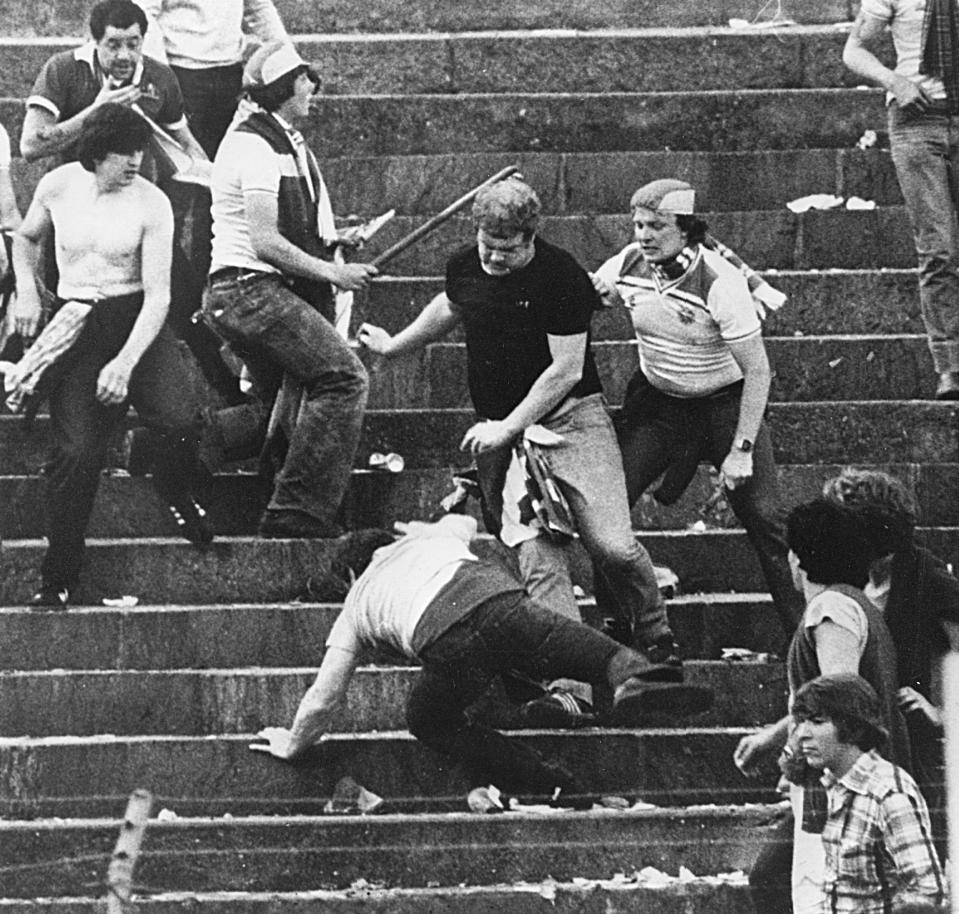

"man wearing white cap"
[592,179,801,642]
[202,41,378,539]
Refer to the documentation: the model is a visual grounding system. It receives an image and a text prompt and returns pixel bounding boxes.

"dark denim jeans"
[42,294,201,590]
[889,102,959,373]
[407,591,655,796]
[170,63,243,159]
[203,273,368,526]
[607,373,802,641]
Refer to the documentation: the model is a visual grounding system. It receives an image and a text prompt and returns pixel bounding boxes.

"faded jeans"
[476,394,671,646]
[203,273,368,526]
[889,101,959,372]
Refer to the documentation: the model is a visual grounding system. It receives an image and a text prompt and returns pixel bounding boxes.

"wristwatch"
[734,438,753,453]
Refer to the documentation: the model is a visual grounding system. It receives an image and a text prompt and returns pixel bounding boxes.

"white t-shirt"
[0,124,11,169]
[209,129,285,274]
[325,517,479,658]
[860,0,948,102]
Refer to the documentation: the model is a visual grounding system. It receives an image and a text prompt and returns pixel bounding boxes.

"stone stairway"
[2,1,958,910]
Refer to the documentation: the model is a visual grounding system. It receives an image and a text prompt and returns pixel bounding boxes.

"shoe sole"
[520,704,597,730]
[609,683,713,727]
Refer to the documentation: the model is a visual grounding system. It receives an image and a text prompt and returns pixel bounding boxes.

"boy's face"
[794,715,844,772]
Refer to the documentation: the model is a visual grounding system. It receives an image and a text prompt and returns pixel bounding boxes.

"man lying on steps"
[251,515,713,806]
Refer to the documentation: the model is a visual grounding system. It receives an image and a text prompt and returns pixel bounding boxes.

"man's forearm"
[115,297,169,368]
[500,365,579,435]
[384,294,460,357]
[733,368,770,445]
[255,233,339,285]
[22,109,92,160]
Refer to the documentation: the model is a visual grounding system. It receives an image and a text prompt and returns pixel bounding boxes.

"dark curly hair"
[76,103,152,172]
[822,468,918,556]
[89,0,147,41]
[786,498,873,588]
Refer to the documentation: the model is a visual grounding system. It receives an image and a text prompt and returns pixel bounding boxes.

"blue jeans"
[407,590,658,796]
[889,102,959,373]
[203,273,368,526]
[476,394,671,645]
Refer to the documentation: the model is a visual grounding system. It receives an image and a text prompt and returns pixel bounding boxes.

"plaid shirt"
[821,750,944,914]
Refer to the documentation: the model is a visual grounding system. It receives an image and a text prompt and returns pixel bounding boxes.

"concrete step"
[0,27,882,99]
[402,336,935,408]
[2,525,957,606]
[0,801,781,896]
[0,660,787,736]
[0,0,857,38]
[0,594,787,671]
[5,460,955,543]
[0,729,775,819]
[9,146,902,222]
[2,400,956,485]
[0,882,753,914]
[325,147,903,217]
[0,88,888,160]
[355,269,925,340]
[330,208,917,275]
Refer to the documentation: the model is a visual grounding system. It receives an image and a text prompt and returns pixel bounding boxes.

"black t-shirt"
[445,237,603,419]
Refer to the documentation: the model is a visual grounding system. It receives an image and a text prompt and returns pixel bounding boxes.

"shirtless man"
[12,102,210,609]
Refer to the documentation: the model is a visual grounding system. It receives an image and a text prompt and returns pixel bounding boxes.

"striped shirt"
[821,750,944,914]
[593,243,760,398]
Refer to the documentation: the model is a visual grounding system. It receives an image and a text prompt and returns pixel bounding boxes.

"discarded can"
[368,452,405,473]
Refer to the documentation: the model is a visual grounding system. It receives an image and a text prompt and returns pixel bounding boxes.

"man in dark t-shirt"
[359,178,680,720]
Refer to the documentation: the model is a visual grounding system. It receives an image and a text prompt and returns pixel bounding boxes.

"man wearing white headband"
[202,41,378,539]
[592,178,801,643]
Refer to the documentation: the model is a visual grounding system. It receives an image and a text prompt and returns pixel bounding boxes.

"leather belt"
[208,267,273,287]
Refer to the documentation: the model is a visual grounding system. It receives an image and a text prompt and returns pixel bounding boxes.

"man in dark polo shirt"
[20,0,206,168]
[358,178,681,720]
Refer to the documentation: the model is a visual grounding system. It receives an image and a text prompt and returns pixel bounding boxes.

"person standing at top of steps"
[201,41,378,540]
[251,515,713,805]
[134,0,290,159]
[844,0,959,399]
[11,103,212,610]
[733,499,911,914]
[590,179,802,645]
[357,177,682,726]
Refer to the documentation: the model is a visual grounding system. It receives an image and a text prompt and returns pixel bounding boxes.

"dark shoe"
[258,509,344,540]
[519,690,596,729]
[28,585,70,611]
[167,495,214,545]
[642,635,683,668]
[935,371,959,400]
[609,679,714,726]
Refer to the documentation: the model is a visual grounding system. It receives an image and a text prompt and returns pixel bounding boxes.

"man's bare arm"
[21,88,142,160]
[460,331,585,454]
[10,175,55,337]
[358,292,462,357]
[843,10,932,108]
[251,647,360,759]
[246,191,377,291]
